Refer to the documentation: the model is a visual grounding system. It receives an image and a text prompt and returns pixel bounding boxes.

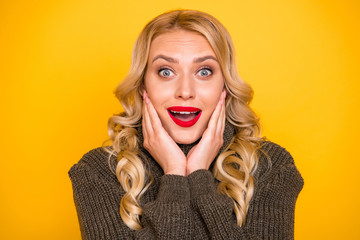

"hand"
[142,91,187,176]
[186,90,226,175]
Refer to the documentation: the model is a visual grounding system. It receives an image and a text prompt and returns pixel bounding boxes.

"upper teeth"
[170,110,197,114]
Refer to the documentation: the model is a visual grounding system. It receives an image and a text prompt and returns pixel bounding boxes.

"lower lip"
[167,110,202,127]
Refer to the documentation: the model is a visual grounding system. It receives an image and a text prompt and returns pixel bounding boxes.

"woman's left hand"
[186,90,226,176]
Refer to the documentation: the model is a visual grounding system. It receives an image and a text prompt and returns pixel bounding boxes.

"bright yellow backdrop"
[1,0,359,239]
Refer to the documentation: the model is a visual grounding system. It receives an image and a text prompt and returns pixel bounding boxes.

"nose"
[175,74,195,100]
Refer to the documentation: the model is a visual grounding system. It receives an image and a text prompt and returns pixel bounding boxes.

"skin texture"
[142,30,226,176]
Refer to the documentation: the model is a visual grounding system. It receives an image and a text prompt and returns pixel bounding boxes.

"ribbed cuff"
[156,174,190,203]
[188,169,217,197]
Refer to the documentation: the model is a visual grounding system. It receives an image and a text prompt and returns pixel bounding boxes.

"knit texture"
[69,122,304,239]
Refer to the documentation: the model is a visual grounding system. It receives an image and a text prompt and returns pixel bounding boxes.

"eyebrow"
[152,55,178,63]
[194,55,218,63]
[152,55,218,63]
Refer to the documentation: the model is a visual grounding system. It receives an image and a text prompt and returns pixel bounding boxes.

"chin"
[173,136,198,144]
[169,128,203,144]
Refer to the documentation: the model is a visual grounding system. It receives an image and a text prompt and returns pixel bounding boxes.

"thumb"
[187,145,197,158]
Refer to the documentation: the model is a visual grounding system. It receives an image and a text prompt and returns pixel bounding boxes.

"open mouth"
[167,106,202,127]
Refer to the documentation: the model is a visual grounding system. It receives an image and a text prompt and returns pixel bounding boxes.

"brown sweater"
[69,122,304,239]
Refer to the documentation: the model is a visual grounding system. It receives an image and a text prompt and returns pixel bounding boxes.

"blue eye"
[159,68,174,77]
[198,68,212,77]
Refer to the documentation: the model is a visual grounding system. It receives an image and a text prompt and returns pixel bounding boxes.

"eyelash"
[157,66,213,78]
[158,67,175,78]
[197,67,213,77]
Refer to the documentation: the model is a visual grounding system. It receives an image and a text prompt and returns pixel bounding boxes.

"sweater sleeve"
[69,160,193,240]
[134,174,193,239]
[188,156,303,239]
[69,162,132,239]
[244,160,304,239]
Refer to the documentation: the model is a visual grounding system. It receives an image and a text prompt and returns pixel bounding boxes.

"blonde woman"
[69,9,303,240]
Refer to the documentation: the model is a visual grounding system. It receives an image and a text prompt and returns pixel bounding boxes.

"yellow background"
[1,0,359,239]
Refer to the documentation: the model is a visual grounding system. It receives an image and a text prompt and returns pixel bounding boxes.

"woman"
[69,9,304,239]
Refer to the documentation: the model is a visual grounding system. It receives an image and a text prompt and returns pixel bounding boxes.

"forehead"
[149,30,215,57]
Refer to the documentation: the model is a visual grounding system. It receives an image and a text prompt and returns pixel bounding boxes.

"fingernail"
[145,95,149,104]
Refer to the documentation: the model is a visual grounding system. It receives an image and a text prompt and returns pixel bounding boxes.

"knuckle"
[143,140,150,149]
[214,138,223,149]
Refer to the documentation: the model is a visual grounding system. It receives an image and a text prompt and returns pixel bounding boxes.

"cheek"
[146,87,172,107]
[145,81,177,110]
[145,85,173,119]
[144,74,165,107]
[199,86,223,109]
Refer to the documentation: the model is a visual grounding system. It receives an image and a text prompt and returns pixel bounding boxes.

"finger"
[217,97,226,137]
[221,101,226,133]
[143,93,154,136]
[217,91,226,136]
[142,96,149,143]
[207,91,225,135]
[145,94,163,133]
[142,115,148,142]
[216,100,224,135]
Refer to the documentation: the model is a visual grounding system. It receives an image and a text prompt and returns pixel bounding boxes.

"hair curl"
[103,9,263,230]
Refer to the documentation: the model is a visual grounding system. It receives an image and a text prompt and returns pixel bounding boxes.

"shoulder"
[259,141,295,169]
[68,146,117,183]
[257,141,304,190]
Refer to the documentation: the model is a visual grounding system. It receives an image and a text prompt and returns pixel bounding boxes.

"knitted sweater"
[68,122,304,239]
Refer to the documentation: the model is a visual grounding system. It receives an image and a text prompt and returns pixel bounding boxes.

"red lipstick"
[167,106,202,127]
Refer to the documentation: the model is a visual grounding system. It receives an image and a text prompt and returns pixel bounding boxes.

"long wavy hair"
[103,9,263,230]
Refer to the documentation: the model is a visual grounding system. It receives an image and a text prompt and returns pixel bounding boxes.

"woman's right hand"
[142,91,187,176]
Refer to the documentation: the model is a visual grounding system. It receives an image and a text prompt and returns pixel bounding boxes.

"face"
[144,30,224,144]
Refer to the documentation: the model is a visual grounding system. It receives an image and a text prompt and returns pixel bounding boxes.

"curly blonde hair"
[103,9,263,230]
